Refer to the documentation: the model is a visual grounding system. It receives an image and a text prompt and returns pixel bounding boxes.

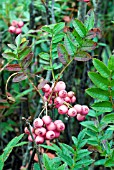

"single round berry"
[81,105,89,115]
[74,104,82,113]
[56,122,65,132]
[55,81,66,91]
[67,91,74,98]
[54,130,60,138]
[71,96,76,103]
[17,21,24,28]
[46,122,56,131]
[8,26,16,33]
[33,118,43,128]
[11,20,18,26]
[58,105,68,114]
[67,107,77,117]
[35,136,44,144]
[64,96,71,103]
[59,90,67,98]
[46,131,55,140]
[28,133,36,142]
[15,28,22,34]
[54,97,64,105]
[77,114,85,121]
[24,126,34,135]
[42,116,52,125]
[35,127,46,137]
[54,120,63,125]
[42,84,50,92]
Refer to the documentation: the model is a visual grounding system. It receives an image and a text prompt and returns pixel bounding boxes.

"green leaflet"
[86,87,109,101]
[101,113,114,124]
[91,101,113,112]
[84,9,95,31]
[93,58,110,78]
[88,72,109,90]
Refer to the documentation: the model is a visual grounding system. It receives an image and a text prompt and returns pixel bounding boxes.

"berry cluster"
[24,116,65,144]
[42,81,89,121]
[8,20,24,34]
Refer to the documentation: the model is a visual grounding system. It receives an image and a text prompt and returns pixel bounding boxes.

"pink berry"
[8,26,16,33]
[54,131,60,138]
[71,96,76,103]
[42,84,50,92]
[42,116,52,125]
[56,122,65,132]
[81,105,89,115]
[55,81,66,91]
[17,21,24,28]
[67,107,77,117]
[35,136,44,144]
[55,104,61,108]
[64,96,71,103]
[59,90,67,98]
[35,127,46,136]
[54,97,64,105]
[33,118,43,128]
[58,105,68,114]
[83,0,90,2]
[54,120,62,125]
[77,114,85,121]
[74,104,82,113]
[15,28,22,34]
[24,126,34,135]
[67,91,74,98]
[46,122,56,131]
[46,131,55,140]
[11,20,18,26]
[28,133,36,142]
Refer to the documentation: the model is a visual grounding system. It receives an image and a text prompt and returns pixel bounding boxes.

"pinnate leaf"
[81,39,97,51]
[53,22,65,35]
[74,51,92,61]
[57,44,69,64]
[84,9,95,31]
[91,101,113,112]
[13,73,27,82]
[22,52,33,68]
[5,64,21,71]
[102,113,114,124]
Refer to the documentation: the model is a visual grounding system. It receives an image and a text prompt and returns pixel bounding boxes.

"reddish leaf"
[74,51,92,61]
[86,28,102,39]
[5,64,21,71]
[57,44,69,64]
[13,73,27,82]
[81,39,97,51]
[0,105,9,109]
[22,52,33,68]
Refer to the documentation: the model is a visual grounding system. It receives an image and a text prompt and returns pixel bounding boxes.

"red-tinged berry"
[17,21,24,28]
[8,26,16,33]
[11,20,18,26]
[42,84,50,92]
[67,107,77,117]
[64,96,71,103]
[42,116,52,125]
[59,90,67,98]
[54,120,62,125]
[28,133,36,142]
[24,126,34,135]
[54,97,64,105]
[83,0,90,2]
[55,81,66,91]
[81,105,89,115]
[46,122,56,131]
[33,118,43,128]
[74,104,82,113]
[58,105,68,114]
[54,130,60,138]
[71,96,76,103]
[67,91,74,98]
[77,114,85,121]
[46,131,55,140]
[35,127,46,136]
[15,28,22,34]
[56,122,65,132]
[35,136,44,144]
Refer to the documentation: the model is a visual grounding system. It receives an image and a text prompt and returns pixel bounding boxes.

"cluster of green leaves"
[86,56,114,112]
[81,109,114,168]
[0,134,27,170]
[40,129,93,170]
